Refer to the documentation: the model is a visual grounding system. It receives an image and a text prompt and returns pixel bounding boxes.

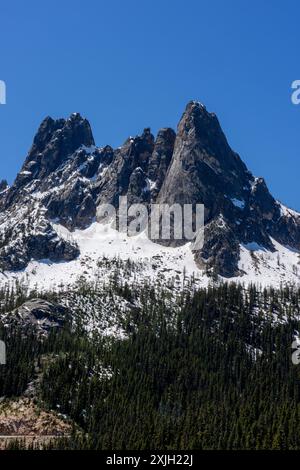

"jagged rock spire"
[0,102,299,278]
[18,113,95,184]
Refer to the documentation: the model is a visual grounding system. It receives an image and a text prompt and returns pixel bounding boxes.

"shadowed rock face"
[0,180,8,193]
[1,299,68,336]
[157,101,252,217]
[0,101,299,277]
[5,114,94,206]
[194,215,241,278]
[96,128,155,208]
[148,128,176,200]
[21,113,94,181]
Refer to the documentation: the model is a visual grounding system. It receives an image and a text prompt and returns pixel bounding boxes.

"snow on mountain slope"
[0,222,204,292]
[279,202,300,220]
[232,238,300,286]
[0,221,299,292]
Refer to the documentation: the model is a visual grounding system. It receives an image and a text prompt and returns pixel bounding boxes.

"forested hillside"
[0,279,300,450]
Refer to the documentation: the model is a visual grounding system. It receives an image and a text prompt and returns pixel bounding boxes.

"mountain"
[1,103,300,451]
[0,101,299,288]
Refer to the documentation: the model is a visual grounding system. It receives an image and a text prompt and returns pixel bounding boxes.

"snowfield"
[0,222,204,292]
[234,237,300,286]
[0,220,299,292]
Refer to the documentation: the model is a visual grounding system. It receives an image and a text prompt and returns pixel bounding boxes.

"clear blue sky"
[1,0,300,210]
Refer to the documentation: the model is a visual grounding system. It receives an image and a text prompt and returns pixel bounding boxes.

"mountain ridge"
[0,101,299,285]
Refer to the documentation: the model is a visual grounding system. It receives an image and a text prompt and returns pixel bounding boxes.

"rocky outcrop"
[96,128,155,208]
[1,299,68,336]
[195,215,241,277]
[147,128,176,200]
[0,399,72,448]
[0,201,79,271]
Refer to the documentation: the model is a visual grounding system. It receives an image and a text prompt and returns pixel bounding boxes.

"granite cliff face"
[0,101,299,278]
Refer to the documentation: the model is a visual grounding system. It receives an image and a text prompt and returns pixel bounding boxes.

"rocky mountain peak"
[0,101,299,281]
[17,113,94,184]
[177,100,222,143]
[177,100,250,178]
[157,100,251,222]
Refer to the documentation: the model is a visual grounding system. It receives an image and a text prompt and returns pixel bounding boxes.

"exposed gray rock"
[2,299,68,336]
[195,215,241,278]
[0,201,79,271]
[147,128,176,200]
[96,128,154,209]
[157,101,252,219]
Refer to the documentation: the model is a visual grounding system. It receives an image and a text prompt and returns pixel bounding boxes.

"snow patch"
[278,202,300,219]
[230,198,245,209]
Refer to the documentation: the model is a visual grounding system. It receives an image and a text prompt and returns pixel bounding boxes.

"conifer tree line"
[0,279,300,450]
